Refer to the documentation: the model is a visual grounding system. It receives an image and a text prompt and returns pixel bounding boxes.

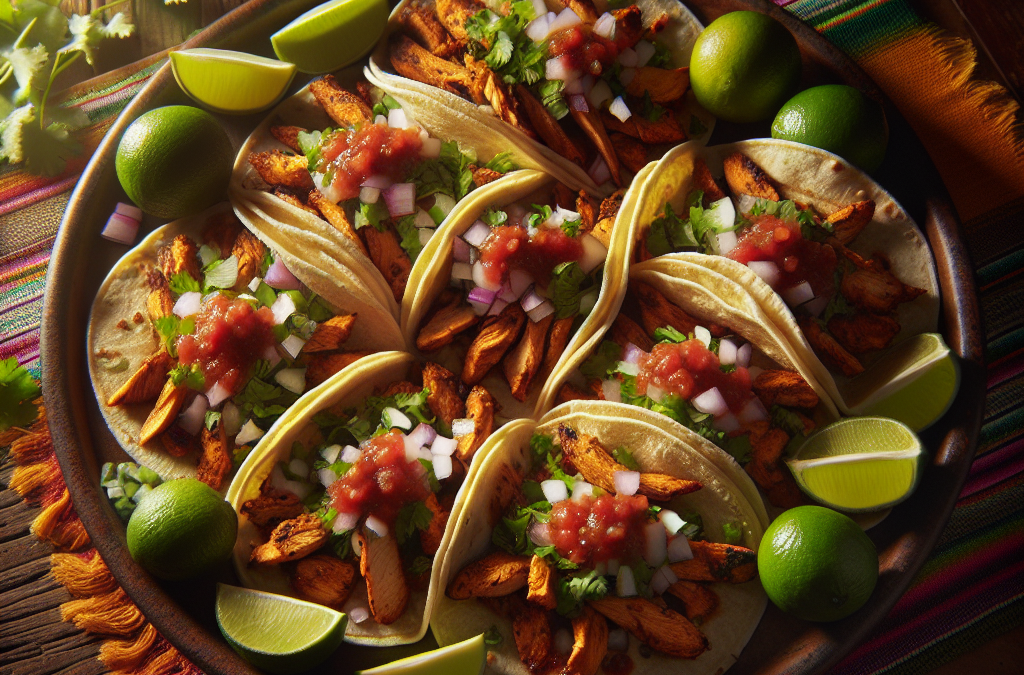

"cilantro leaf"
[722,522,742,544]
[560,217,582,238]
[647,202,700,255]
[654,326,689,344]
[527,204,553,228]
[0,358,40,430]
[612,446,639,470]
[579,340,622,380]
[394,500,434,545]
[770,404,808,437]
[485,152,516,173]
[169,363,205,390]
[485,30,514,69]
[168,272,200,295]
[352,200,390,231]
[538,79,568,120]
[549,261,593,319]
[556,570,608,617]
[394,215,425,262]
[481,207,508,228]
[407,555,432,577]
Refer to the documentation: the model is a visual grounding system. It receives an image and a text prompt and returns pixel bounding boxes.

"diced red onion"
[452,262,473,281]
[318,467,339,487]
[620,343,642,365]
[694,325,712,347]
[453,237,472,263]
[468,286,497,305]
[520,289,545,312]
[265,257,302,290]
[569,94,589,112]
[548,7,581,32]
[206,380,231,408]
[430,435,457,457]
[613,470,640,496]
[747,260,781,287]
[488,298,509,316]
[609,96,631,122]
[263,344,282,368]
[588,156,612,185]
[571,481,594,502]
[361,174,393,190]
[803,295,830,318]
[781,281,815,307]
[616,566,637,597]
[616,361,639,376]
[608,629,628,652]
[341,445,361,463]
[736,343,752,368]
[365,514,389,537]
[578,234,607,274]
[469,299,491,316]
[525,15,551,42]
[270,292,296,324]
[451,418,475,437]
[274,368,306,394]
[101,213,139,245]
[619,68,636,86]
[505,203,528,228]
[644,521,667,566]
[281,334,306,359]
[529,521,552,547]
[737,397,769,424]
[587,79,612,109]
[718,338,738,365]
[178,394,208,436]
[717,230,738,254]
[383,183,417,218]
[406,423,438,453]
[647,384,666,402]
[359,186,380,204]
[634,40,656,67]
[463,220,491,247]
[420,137,442,158]
[527,300,555,322]
[333,510,359,533]
[660,509,685,535]
[173,291,201,318]
[432,454,453,480]
[222,401,242,436]
[545,55,579,81]
[115,202,143,221]
[668,534,694,562]
[497,282,518,303]
[617,47,638,68]
[541,479,568,503]
[715,412,741,434]
[554,629,574,655]
[593,12,616,38]
[692,387,729,416]
[235,419,265,445]
[348,607,370,624]
[601,379,622,403]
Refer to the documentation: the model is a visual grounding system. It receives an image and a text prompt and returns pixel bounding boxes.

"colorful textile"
[0,1,1021,673]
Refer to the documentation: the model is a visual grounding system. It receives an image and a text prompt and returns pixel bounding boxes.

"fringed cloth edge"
[5,406,203,675]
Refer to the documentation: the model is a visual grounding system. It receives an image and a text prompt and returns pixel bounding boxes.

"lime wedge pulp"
[786,417,925,512]
[271,0,390,74]
[169,49,296,115]
[846,333,960,432]
[357,633,487,675]
[215,583,347,675]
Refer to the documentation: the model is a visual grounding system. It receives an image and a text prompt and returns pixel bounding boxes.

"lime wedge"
[786,417,925,512]
[845,333,960,432]
[271,0,390,74]
[215,583,347,675]
[169,49,296,115]
[357,634,487,675]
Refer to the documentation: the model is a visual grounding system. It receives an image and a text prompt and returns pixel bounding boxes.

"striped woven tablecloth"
[1,1,1022,673]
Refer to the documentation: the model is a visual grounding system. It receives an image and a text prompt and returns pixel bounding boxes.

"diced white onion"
[101,213,139,245]
[736,343,752,368]
[177,395,208,436]
[173,291,201,318]
[418,446,434,462]
[616,361,639,377]
[313,171,343,203]
[578,234,607,274]
[434,193,456,217]
[667,535,694,562]
[718,338,738,365]
[531,0,547,19]
[571,481,593,501]
[616,565,637,597]
[706,196,736,232]
[781,281,816,307]
[541,479,568,503]
[430,435,458,457]
[321,444,342,464]
[613,470,640,496]
[384,407,413,431]
[333,510,359,533]
[545,55,578,82]
[747,260,781,288]
[235,419,264,445]
[717,230,738,255]
[634,40,656,67]
[374,114,387,125]
[365,515,389,537]
[288,458,308,479]
[694,325,712,347]
[617,47,638,68]
[644,521,667,566]
[715,412,741,433]
[405,423,438,456]
[349,607,370,624]
[281,334,306,359]
[608,628,628,651]
[651,565,673,594]
[419,228,434,246]
[738,397,768,424]
[660,510,685,535]
[222,401,242,437]
[274,368,306,394]
[554,629,574,655]
[692,387,729,416]
[647,384,666,402]
[432,454,453,480]
[420,137,442,158]
[527,300,555,322]
[452,262,474,281]
[803,295,830,318]
[525,15,551,42]
[318,467,338,487]
[359,186,380,204]
[341,445,361,463]
[206,380,231,408]
[609,96,631,122]
[593,12,616,38]
[387,108,410,129]
[115,202,143,221]
[622,343,644,364]
[587,79,613,108]
[601,379,622,403]
[411,208,434,229]
[271,293,296,325]
[452,418,475,437]
[548,7,582,32]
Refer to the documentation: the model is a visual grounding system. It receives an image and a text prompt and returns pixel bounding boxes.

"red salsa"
[327,431,430,523]
[547,25,621,76]
[176,295,276,396]
[548,493,649,566]
[479,225,583,286]
[726,215,837,296]
[636,340,754,414]
[321,123,423,201]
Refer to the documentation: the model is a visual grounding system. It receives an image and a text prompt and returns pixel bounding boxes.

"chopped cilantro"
[725,435,752,464]
[612,446,639,470]
[353,200,390,231]
[233,376,299,427]
[408,555,432,577]
[550,261,598,319]
[404,140,476,200]
[153,315,194,357]
[560,217,582,238]
[647,202,700,255]
[485,152,517,173]
[771,405,808,437]
[579,340,622,380]
[618,375,728,448]
[168,271,200,295]
[481,207,508,227]
[364,387,434,435]
[722,522,742,545]
[654,326,690,344]
[419,458,442,492]
[307,295,335,322]
[0,358,40,431]
[328,530,353,559]
[394,215,425,262]
[394,500,434,545]
[648,42,673,69]
[640,91,665,121]
[630,560,654,597]
[314,410,373,446]
[483,625,503,646]
[527,204,553,228]
[372,94,402,118]
[538,78,569,120]
[556,570,608,616]
[204,410,221,430]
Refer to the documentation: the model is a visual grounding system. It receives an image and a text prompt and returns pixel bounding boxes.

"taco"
[548,260,838,509]
[226,351,498,645]
[230,71,521,314]
[430,407,766,674]
[402,167,649,421]
[87,203,403,485]
[622,139,940,411]
[366,0,713,194]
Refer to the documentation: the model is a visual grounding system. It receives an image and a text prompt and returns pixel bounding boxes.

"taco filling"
[100,212,372,490]
[416,185,617,402]
[388,0,695,185]
[246,75,516,301]
[562,281,822,508]
[637,152,927,376]
[240,366,495,623]
[446,425,756,673]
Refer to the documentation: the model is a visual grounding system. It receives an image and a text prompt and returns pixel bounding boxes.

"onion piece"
[571,481,593,501]
[616,361,639,377]
[705,196,736,232]
[432,454,453,480]
[206,380,231,408]
[613,470,640,496]
[548,7,582,32]
[601,379,622,403]
[717,230,738,254]
[430,435,457,457]
[413,209,435,229]
[718,338,737,365]
[270,292,296,325]
[101,213,139,245]
[387,108,414,130]
[178,395,208,436]
[619,67,636,86]
[660,509,685,535]
[235,419,264,446]
[587,79,613,109]
[667,534,694,562]
[692,387,729,416]
[420,137,442,159]
[173,292,201,318]
[747,260,781,287]
[588,156,612,185]
[468,286,497,305]
[341,445,361,463]
[715,412,741,433]
[803,294,830,318]
[451,418,475,437]
[497,282,518,303]
[609,96,631,122]
[781,281,815,307]
[606,559,620,576]
[433,193,456,217]
[616,565,637,597]
[694,325,712,347]
[529,521,552,547]
[418,228,434,247]
[593,12,616,38]
[361,174,393,190]
[651,565,672,594]
[333,511,359,533]
[281,334,306,359]
[525,14,551,41]
[365,515,389,537]
[647,384,666,402]
[488,298,509,316]
[738,397,768,424]
[644,521,667,566]
[248,276,262,293]
[383,183,417,218]
[384,406,413,431]
[405,423,438,457]
[545,55,579,81]
[469,299,491,316]
[569,94,589,112]
[222,401,242,437]
[348,607,370,624]
[321,444,342,463]
[520,289,545,312]
[453,237,472,263]
[541,479,568,503]
[274,368,306,394]
[617,47,638,68]
[358,186,380,204]
[622,343,644,364]
[265,257,302,290]
[736,343,752,368]
[472,260,501,291]
[578,234,607,273]
[463,220,491,247]
[634,40,656,67]
[318,467,339,488]
[527,300,555,322]
[748,365,764,381]
[115,202,143,221]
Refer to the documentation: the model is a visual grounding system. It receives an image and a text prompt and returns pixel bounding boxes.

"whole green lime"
[127,478,237,581]
[757,505,878,622]
[115,106,234,219]
[772,84,889,171]
[689,11,802,124]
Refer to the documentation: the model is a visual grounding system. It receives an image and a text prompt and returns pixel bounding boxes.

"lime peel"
[170,48,296,115]
[356,633,487,675]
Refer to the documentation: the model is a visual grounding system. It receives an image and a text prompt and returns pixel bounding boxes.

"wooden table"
[2,1,1021,674]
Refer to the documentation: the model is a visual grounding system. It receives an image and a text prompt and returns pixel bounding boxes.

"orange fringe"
[5,402,201,674]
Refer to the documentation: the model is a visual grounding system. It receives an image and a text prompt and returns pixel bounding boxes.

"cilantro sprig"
[0,357,40,431]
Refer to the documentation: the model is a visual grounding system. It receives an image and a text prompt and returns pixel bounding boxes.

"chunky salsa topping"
[726,214,837,295]
[637,340,755,414]
[321,123,423,201]
[327,430,431,523]
[548,492,649,566]
[547,25,620,77]
[480,224,584,287]
[176,294,276,396]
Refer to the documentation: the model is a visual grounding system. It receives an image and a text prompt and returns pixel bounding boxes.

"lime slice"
[215,583,347,675]
[845,333,959,432]
[786,417,925,512]
[169,49,296,115]
[357,634,487,675]
[271,0,390,75]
